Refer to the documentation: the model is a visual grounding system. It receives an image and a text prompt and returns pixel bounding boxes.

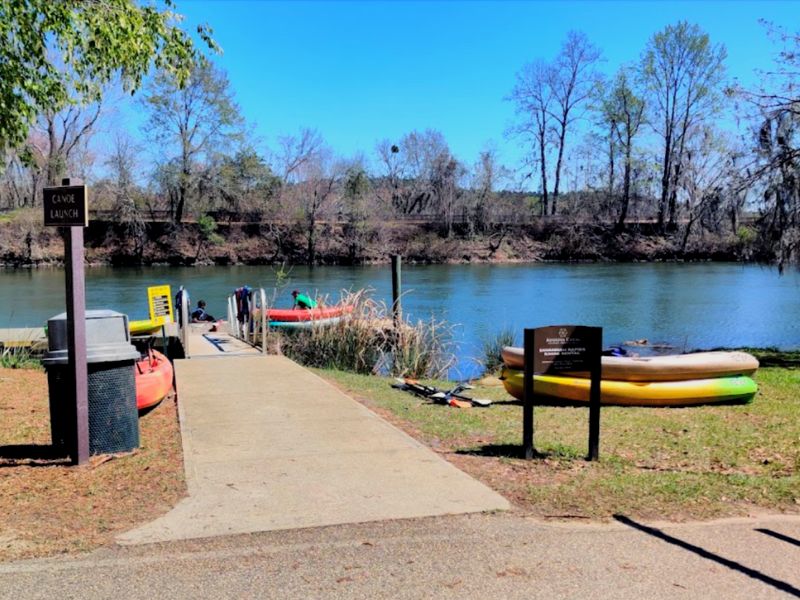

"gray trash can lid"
[43,309,141,365]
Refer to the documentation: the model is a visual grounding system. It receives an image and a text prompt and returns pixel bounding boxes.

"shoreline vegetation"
[0,215,764,268]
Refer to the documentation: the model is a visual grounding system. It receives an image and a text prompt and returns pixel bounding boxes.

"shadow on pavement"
[614,514,800,598]
[756,528,800,549]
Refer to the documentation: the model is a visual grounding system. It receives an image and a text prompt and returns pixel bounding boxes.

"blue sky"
[129,0,798,173]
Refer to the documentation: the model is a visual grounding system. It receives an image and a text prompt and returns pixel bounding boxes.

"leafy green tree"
[600,66,646,229]
[0,0,215,150]
[142,60,243,224]
[217,148,281,219]
[641,21,726,231]
[341,165,370,263]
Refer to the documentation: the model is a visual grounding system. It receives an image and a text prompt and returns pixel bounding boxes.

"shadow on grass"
[0,444,70,467]
[454,443,577,460]
[614,515,800,598]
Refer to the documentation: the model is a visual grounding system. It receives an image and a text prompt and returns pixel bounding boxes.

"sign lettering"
[43,185,88,227]
[147,285,174,326]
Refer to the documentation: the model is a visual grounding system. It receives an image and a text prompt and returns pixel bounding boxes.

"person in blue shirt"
[191,300,215,322]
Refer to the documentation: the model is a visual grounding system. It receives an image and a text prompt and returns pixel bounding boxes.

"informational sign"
[43,185,88,227]
[523,325,603,461]
[533,325,601,375]
[147,285,174,326]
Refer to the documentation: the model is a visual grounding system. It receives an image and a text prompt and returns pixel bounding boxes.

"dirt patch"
[0,367,186,561]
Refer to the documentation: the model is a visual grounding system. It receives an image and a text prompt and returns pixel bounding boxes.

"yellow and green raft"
[500,348,759,407]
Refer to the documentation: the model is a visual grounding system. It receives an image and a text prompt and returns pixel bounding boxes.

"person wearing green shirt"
[292,290,318,309]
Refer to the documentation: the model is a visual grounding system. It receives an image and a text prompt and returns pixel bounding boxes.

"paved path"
[6,512,800,599]
[184,323,262,357]
[118,355,508,544]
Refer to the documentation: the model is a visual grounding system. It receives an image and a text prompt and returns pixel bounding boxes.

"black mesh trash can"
[43,310,141,455]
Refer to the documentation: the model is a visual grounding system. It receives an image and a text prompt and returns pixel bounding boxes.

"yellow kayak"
[130,319,163,336]
[500,367,757,407]
[501,347,759,382]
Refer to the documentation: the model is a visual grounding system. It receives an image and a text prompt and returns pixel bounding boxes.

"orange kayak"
[135,349,174,411]
[257,304,354,322]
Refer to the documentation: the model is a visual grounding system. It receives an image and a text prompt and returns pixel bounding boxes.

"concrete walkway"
[118,355,508,544]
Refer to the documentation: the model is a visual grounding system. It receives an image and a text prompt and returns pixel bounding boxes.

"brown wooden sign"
[533,325,601,375]
[43,185,88,227]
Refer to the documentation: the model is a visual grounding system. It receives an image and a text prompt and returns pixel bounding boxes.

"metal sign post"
[522,328,536,459]
[523,325,603,461]
[43,178,89,465]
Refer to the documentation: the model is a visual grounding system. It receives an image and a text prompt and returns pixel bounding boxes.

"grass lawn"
[318,366,800,522]
[0,366,186,562]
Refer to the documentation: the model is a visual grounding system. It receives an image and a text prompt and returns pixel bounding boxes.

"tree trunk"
[307,213,317,265]
[608,125,615,198]
[552,125,567,215]
[658,138,672,231]
[667,159,682,231]
[617,138,633,232]
[175,176,188,225]
[539,131,549,216]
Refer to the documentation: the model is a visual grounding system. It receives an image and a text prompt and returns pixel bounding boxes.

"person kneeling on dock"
[292,290,318,310]
[191,300,216,323]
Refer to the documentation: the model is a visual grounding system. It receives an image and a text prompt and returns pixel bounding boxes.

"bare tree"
[142,61,243,224]
[289,145,340,264]
[106,133,146,260]
[678,126,735,251]
[548,31,602,214]
[641,21,727,231]
[276,128,324,183]
[508,59,553,215]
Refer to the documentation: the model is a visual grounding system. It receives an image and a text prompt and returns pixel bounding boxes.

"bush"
[278,290,454,378]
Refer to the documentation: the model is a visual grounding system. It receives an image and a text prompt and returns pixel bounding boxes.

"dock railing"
[227,287,268,354]
[177,287,190,358]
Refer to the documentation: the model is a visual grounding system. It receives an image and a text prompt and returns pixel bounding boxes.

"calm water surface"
[1,263,798,377]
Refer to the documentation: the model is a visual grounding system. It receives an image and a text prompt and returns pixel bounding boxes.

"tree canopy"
[0,0,215,150]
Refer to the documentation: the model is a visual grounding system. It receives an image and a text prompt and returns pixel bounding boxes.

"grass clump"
[278,290,454,379]
[0,346,40,370]
[480,327,516,375]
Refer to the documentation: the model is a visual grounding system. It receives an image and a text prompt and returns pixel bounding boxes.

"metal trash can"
[43,310,141,455]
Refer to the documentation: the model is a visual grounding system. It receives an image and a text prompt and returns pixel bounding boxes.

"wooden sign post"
[391,255,402,329]
[43,179,89,466]
[523,325,603,461]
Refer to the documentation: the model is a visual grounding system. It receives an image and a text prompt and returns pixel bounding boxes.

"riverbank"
[0,213,760,267]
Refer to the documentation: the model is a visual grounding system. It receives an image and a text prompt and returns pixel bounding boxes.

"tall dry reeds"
[278,290,454,378]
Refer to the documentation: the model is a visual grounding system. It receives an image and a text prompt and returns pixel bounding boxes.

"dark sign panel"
[533,325,601,375]
[523,324,603,461]
[43,185,88,227]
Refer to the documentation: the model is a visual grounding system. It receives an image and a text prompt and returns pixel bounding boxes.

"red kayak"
[135,349,174,411]
[260,304,354,323]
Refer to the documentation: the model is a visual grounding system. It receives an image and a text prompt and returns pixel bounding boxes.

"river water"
[1,263,798,378]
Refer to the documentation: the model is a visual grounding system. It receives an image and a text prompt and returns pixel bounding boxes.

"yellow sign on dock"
[147,285,174,326]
